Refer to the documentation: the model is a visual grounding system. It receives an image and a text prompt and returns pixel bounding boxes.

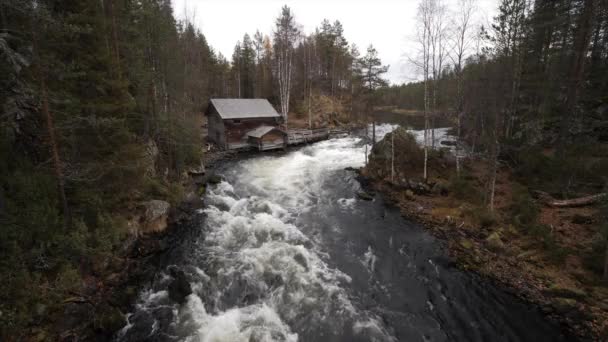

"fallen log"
[534,191,607,207]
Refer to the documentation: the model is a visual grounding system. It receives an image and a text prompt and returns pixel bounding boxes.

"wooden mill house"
[206,98,286,151]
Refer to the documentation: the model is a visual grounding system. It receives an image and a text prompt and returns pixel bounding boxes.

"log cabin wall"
[224,118,280,149]
[207,109,226,147]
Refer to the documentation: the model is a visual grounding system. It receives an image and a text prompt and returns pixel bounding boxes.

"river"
[117,126,569,342]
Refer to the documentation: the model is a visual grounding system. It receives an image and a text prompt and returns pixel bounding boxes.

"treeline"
[0,0,227,335]
[229,8,388,125]
[377,0,608,194]
[377,0,608,280]
[0,1,388,336]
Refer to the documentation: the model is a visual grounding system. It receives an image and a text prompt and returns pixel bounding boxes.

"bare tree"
[449,0,477,176]
[414,0,436,181]
[274,6,300,127]
[430,0,448,149]
[302,35,316,128]
[391,130,395,182]
[253,30,264,98]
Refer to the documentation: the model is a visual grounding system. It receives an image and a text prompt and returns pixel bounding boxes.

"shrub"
[449,174,481,204]
[463,205,496,228]
[585,228,608,276]
[510,185,539,229]
[584,194,608,276]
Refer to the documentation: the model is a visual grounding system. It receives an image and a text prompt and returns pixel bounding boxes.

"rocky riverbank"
[361,176,606,340]
[33,185,205,341]
[357,127,608,341]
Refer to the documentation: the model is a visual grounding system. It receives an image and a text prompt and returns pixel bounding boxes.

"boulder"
[168,266,192,304]
[188,162,206,176]
[293,253,309,271]
[404,189,415,200]
[485,232,505,252]
[206,174,223,185]
[188,162,206,184]
[140,200,170,233]
[356,191,374,201]
[409,180,431,195]
[551,298,578,315]
[431,181,449,196]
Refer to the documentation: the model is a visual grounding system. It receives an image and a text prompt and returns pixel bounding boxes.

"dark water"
[117,132,570,342]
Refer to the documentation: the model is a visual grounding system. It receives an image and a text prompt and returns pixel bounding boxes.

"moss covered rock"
[486,232,505,252]
[356,191,374,201]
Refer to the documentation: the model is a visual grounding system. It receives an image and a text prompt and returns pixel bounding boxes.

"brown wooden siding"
[224,118,279,148]
[207,112,225,147]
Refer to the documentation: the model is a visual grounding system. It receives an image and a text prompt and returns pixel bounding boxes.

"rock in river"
[168,266,192,304]
[356,191,374,201]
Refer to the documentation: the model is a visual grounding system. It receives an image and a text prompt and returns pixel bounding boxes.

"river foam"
[118,124,568,342]
[119,132,398,342]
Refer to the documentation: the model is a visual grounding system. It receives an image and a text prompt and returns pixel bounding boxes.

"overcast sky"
[171,0,499,85]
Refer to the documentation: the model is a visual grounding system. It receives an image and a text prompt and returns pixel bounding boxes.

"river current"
[117,126,568,342]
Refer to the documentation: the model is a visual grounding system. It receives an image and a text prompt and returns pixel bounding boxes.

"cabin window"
[232,119,241,124]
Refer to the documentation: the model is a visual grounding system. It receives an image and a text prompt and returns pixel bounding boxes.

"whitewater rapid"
[118,125,568,342]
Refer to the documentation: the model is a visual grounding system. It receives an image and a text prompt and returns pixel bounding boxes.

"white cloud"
[171,0,498,85]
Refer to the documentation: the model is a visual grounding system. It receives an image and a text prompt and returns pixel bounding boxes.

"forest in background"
[375,0,608,209]
[373,0,608,294]
[2,0,608,339]
[362,1,608,337]
[0,0,386,338]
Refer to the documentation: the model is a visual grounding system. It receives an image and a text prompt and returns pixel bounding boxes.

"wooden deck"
[287,128,330,145]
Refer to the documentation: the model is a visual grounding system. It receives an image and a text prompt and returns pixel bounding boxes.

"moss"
[486,232,504,252]
[459,239,474,250]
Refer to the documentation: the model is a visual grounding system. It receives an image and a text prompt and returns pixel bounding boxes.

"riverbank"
[20,180,207,341]
[360,128,608,340]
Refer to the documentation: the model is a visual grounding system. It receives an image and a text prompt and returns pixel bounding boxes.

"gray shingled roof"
[210,99,280,119]
[247,126,285,138]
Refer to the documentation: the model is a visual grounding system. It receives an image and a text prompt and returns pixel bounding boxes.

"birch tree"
[274,6,300,126]
[430,0,447,149]
[414,0,435,181]
[449,0,477,176]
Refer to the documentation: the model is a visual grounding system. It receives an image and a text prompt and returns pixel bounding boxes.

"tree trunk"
[456,114,461,176]
[545,193,606,207]
[391,131,395,182]
[41,79,71,228]
[604,241,608,281]
[108,0,122,79]
[559,0,596,156]
[32,16,70,229]
[372,121,376,146]
[488,143,499,213]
